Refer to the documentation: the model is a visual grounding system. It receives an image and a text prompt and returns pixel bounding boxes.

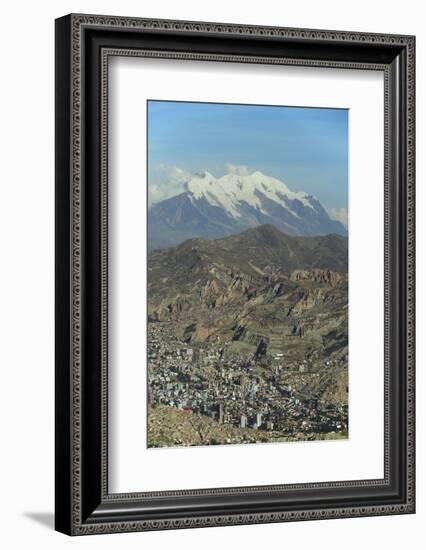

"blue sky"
[147,100,348,222]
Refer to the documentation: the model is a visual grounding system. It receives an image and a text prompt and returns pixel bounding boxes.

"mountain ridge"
[147,224,348,322]
[149,224,348,273]
[148,170,347,250]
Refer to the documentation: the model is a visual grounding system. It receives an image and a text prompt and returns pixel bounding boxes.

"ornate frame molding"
[55,14,415,535]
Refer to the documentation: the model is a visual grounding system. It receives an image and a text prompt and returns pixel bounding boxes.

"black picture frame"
[55,13,415,535]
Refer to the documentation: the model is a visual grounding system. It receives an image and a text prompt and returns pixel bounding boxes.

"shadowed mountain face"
[148,171,347,250]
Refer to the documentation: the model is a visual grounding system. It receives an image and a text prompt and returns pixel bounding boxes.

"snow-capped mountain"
[148,170,347,250]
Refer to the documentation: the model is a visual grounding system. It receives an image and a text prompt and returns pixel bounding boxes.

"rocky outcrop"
[232,323,269,349]
[290,269,343,287]
[291,320,306,337]
[288,289,316,314]
[183,322,214,343]
[255,338,269,359]
[199,279,220,308]
[150,296,192,321]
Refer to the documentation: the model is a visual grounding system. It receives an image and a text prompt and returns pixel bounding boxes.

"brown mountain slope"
[148,225,347,315]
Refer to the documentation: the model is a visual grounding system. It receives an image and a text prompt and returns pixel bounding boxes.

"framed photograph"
[55,14,415,535]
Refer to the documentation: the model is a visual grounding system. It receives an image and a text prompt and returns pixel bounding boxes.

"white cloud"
[148,164,192,207]
[328,207,348,228]
[224,164,253,176]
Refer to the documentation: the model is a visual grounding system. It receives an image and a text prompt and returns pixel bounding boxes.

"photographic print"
[147,100,349,448]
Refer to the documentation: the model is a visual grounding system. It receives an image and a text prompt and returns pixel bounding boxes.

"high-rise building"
[218,403,224,424]
[255,412,262,428]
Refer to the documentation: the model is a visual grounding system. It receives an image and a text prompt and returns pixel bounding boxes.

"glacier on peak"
[148,167,346,250]
[185,170,315,220]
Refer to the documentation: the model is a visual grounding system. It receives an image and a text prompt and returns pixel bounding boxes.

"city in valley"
[148,320,348,447]
[146,224,348,448]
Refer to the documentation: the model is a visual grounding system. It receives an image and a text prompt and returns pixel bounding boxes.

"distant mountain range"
[148,170,347,250]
